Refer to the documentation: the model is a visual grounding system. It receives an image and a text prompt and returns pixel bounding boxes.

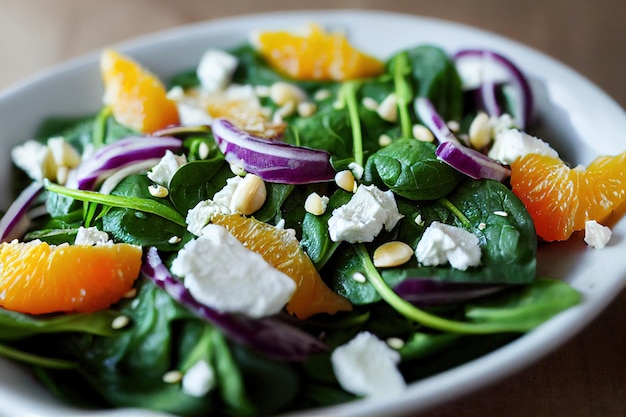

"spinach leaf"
[392,45,464,122]
[254,183,295,223]
[168,157,228,214]
[100,175,188,250]
[0,308,118,341]
[301,189,352,266]
[364,138,463,200]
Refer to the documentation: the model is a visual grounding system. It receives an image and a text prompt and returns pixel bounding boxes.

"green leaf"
[168,158,228,214]
[364,138,463,200]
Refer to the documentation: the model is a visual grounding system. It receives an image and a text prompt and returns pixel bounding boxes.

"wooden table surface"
[1,1,624,416]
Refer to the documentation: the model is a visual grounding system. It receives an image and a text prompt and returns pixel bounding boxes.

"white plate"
[0,9,625,417]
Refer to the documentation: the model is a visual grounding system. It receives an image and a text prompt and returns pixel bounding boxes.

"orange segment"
[252,24,384,81]
[101,49,180,133]
[510,151,626,241]
[0,240,142,315]
[211,214,352,319]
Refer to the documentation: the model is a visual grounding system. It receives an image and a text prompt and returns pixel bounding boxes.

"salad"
[0,22,624,417]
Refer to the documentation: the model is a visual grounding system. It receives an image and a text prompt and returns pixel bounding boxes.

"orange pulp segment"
[0,240,142,315]
[510,151,626,242]
[251,24,385,81]
[211,214,352,319]
[100,49,180,133]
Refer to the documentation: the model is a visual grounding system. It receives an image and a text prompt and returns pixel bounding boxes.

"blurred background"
[0,1,624,416]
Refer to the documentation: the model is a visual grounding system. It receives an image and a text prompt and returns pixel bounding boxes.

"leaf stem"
[393,52,414,139]
[92,106,112,149]
[343,81,364,167]
[0,343,76,369]
[353,244,521,334]
[437,196,472,228]
[45,181,186,227]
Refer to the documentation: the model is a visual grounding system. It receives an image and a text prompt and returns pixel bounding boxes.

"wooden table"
[1,1,625,416]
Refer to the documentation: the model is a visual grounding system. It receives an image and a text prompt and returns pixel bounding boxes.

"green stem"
[438,196,472,228]
[353,244,520,334]
[393,52,413,139]
[343,81,364,167]
[45,181,186,227]
[92,106,112,148]
[0,343,76,370]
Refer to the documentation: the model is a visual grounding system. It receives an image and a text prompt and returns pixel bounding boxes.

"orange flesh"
[211,214,352,319]
[0,241,142,315]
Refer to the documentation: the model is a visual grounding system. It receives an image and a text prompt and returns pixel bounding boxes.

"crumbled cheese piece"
[182,360,215,397]
[171,225,296,318]
[584,220,612,249]
[11,137,80,182]
[74,226,111,246]
[488,129,559,164]
[331,331,406,398]
[328,184,403,243]
[196,49,238,92]
[415,221,482,270]
[186,200,230,236]
[177,102,214,126]
[147,150,187,186]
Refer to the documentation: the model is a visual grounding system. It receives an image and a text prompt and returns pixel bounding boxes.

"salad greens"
[0,34,581,417]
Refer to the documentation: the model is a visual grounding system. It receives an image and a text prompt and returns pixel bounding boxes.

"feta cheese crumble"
[328,184,403,243]
[415,221,482,270]
[185,176,244,236]
[11,137,81,183]
[171,224,296,318]
[147,150,187,186]
[197,49,238,92]
[182,360,215,397]
[74,226,111,246]
[331,331,406,398]
[488,129,559,164]
[584,220,612,249]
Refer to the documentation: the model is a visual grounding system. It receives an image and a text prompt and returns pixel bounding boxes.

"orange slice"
[510,151,626,241]
[101,49,179,133]
[0,240,142,314]
[251,24,384,81]
[211,214,352,319]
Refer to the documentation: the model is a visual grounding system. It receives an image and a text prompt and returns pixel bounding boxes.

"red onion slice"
[211,118,336,184]
[75,136,182,190]
[436,141,511,181]
[414,97,462,145]
[393,278,505,307]
[141,247,327,361]
[0,181,44,242]
[453,49,533,130]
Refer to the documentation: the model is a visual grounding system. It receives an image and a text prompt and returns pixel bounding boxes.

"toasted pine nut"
[229,174,267,215]
[469,112,492,149]
[270,81,306,106]
[148,184,169,198]
[377,93,398,122]
[297,101,317,118]
[335,170,356,192]
[304,192,329,216]
[412,124,435,142]
[373,241,414,268]
[362,97,379,111]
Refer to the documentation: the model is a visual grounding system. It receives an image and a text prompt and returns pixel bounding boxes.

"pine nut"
[335,170,355,192]
[304,192,329,216]
[111,315,130,330]
[378,134,393,147]
[297,101,317,118]
[412,124,434,142]
[162,370,184,384]
[198,142,210,160]
[377,93,398,122]
[314,89,331,101]
[469,112,492,149]
[362,97,379,111]
[229,174,267,215]
[148,184,169,198]
[270,81,306,106]
[373,241,414,268]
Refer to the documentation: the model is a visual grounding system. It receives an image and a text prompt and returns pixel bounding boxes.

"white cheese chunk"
[197,49,238,92]
[11,137,80,182]
[331,331,406,399]
[47,137,81,169]
[171,224,296,318]
[328,184,403,243]
[415,221,482,270]
[147,150,187,186]
[584,220,612,249]
[74,226,111,246]
[488,129,559,164]
[182,360,215,398]
[184,176,243,236]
